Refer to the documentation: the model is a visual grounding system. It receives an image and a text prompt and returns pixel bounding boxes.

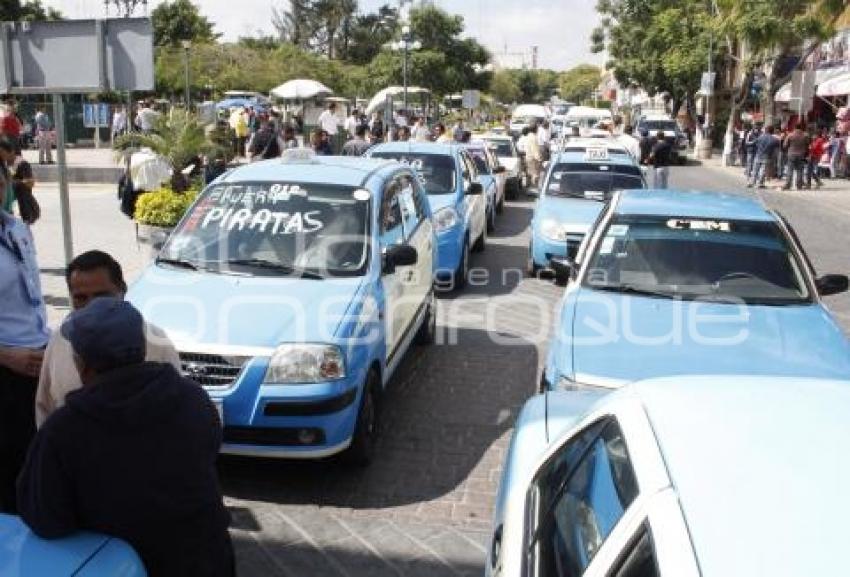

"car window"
[467,148,492,174]
[529,418,639,577]
[460,153,475,189]
[583,215,811,304]
[161,181,370,276]
[487,140,514,157]
[397,174,421,239]
[380,178,405,247]
[609,525,659,577]
[370,152,457,195]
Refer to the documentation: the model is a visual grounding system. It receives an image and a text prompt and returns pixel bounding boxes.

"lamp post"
[396,25,422,112]
[181,40,191,110]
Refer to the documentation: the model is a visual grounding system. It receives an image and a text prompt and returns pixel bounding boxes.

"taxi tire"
[343,371,381,467]
[473,224,487,253]
[496,195,505,214]
[527,246,540,278]
[486,206,497,233]
[453,240,470,290]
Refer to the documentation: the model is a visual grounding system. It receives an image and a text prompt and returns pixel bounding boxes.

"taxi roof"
[630,376,850,577]
[218,154,397,187]
[552,148,637,167]
[615,189,775,221]
[369,141,464,156]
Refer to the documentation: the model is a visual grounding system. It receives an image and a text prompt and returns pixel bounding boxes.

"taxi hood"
[537,196,604,233]
[127,265,365,349]
[565,290,850,386]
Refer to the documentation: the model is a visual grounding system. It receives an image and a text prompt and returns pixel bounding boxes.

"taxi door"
[459,152,485,243]
[379,177,407,362]
[397,172,434,325]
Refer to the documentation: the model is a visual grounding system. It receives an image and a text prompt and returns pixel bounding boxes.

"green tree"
[151,0,218,47]
[344,4,399,65]
[559,64,601,103]
[106,0,146,17]
[489,70,521,104]
[0,0,61,20]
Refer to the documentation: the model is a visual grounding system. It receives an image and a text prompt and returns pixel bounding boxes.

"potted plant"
[134,186,198,258]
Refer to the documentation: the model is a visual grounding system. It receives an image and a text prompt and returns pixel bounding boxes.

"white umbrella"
[270,79,333,100]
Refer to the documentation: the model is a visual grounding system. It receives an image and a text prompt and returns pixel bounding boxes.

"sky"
[45,0,604,71]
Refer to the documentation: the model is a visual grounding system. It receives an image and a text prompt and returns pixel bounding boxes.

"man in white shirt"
[618,125,642,161]
[134,101,159,134]
[35,250,181,427]
[412,116,431,142]
[343,110,360,139]
[318,102,340,137]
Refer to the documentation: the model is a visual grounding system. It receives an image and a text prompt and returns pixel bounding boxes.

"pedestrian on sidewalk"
[111,106,127,143]
[35,250,181,427]
[747,125,779,189]
[342,124,372,157]
[807,129,827,189]
[648,131,673,189]
[778,127,790,179]
[744,124,761,179]
[522,125,543,190]
[317,102,340,153]
[33,107,53,165]
[0,101,23,153]
[247,120,281,161]
[0,140,39,225]
[783,124,810,191]
[0,171,48,514]
[17,297,235,577]
[280,125,298,150]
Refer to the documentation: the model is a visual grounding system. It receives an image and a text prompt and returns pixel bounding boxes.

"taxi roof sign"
[281,148,318,164]
[585,147,609,162]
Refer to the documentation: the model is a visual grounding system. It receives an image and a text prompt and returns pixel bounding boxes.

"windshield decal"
[667,219,731,232]
[201,207,324,234]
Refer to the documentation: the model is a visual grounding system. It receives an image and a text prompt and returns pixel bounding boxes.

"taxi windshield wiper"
[590,283,675,299]
[156,257,201,271]
[224,258,326,280]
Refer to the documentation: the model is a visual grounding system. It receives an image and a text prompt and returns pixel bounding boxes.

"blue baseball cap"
[60,297,146,372]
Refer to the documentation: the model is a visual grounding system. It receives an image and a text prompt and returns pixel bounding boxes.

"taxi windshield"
[583,215,811,304]
[486,140,514,157]
[370,152,457,195]
[547,162,643,201]
[159,181,371,277]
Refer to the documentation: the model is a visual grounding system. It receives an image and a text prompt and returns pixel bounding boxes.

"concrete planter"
[136,223,173,262]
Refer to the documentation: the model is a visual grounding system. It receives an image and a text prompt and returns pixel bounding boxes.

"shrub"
[134,187,198,228]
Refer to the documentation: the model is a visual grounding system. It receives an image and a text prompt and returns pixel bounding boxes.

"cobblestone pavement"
[29,162,850,575]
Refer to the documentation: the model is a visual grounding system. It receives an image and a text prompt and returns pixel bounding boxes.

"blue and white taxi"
[367,142,487,289]
[543,189,850,392]
[128,151,438,464]
[489,375,850,577]
[529,145,644,279]
[0,514,145,576]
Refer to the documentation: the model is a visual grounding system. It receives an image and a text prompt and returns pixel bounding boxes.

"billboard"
[0,18,154,94]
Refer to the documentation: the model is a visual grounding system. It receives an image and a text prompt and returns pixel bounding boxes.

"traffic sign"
[462,90,480,110]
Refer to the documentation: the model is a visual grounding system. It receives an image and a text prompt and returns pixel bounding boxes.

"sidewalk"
[25,147,122,184]
[696,151,850,193]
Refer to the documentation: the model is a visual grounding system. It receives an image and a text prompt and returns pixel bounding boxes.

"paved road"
[28,162,850,575]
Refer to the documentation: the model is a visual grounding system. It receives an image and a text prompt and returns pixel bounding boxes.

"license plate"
[213,400,224,425]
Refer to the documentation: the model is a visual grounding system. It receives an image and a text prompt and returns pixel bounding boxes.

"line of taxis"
[488,137,850,576]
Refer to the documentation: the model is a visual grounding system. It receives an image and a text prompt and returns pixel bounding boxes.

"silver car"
[489,375,850,577]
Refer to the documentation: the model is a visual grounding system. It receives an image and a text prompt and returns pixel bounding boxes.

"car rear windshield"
[547,163,644,201]
[160,181,370,277]
[370,152,457,195]
[639,120,678,132]
[485,140,514,157]
[583,215,811,304]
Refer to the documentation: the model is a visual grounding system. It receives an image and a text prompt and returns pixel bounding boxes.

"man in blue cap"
[17,297,235,577]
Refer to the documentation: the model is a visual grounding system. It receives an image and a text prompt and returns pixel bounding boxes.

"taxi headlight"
[541,219,569,242]
[433,207,459,233]
[263,344,346,384]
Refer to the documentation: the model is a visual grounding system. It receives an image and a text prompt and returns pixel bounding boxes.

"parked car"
[128,150,438,464]
[563,106,613,137]
[542,189,850,391]
[0,514,146,576]
[529,145,645,279]
[488,375,850,577]
[635,115,688,164]
[367,142,486,290]
[480,134,525,198]
[509,104,549,139]
[464,141,508,227]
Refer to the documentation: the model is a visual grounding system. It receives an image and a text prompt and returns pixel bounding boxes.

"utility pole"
[532,45,539,70]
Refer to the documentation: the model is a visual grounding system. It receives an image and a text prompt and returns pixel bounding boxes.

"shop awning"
[775,67,848,102]
[817,71,850,97]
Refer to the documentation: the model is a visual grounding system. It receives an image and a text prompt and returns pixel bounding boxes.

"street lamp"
[394,25,422,112]
[181,40,191,110]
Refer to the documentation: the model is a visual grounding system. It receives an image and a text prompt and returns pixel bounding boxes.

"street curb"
[33,164,122,184]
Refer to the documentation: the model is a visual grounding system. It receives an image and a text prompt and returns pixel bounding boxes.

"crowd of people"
[736,122,848,190]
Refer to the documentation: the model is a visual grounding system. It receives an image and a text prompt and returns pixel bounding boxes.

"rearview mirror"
[466,182,483,196]
[816,274,849,296]
[383,244,418,275]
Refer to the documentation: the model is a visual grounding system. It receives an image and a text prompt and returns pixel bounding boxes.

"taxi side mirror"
[383,244,418,274]
[816,274,849,296]
[551,257,577,283]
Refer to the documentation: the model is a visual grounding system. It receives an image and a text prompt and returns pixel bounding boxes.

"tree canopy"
[559,64,602,103]
[151,0,219,47]
[0,0,61,21]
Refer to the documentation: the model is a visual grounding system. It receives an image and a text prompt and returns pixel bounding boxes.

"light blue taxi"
[542,189,850,391]
[128,151,438,464]
[489,375,850,577]
[529,145,645,279]
[367,142,487,289]
[0,514,145,576]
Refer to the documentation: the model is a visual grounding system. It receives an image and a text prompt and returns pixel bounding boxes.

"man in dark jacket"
[747,125,779,188]
[248,120,281,161]
[744,124,761,179]
[17,297,234,577]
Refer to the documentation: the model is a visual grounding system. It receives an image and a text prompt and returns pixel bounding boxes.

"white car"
[481,134,525,199]
[510,104,549,139]
[488,375,850,577]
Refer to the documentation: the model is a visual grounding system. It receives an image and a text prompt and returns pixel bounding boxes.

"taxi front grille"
[179,352,250,388]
